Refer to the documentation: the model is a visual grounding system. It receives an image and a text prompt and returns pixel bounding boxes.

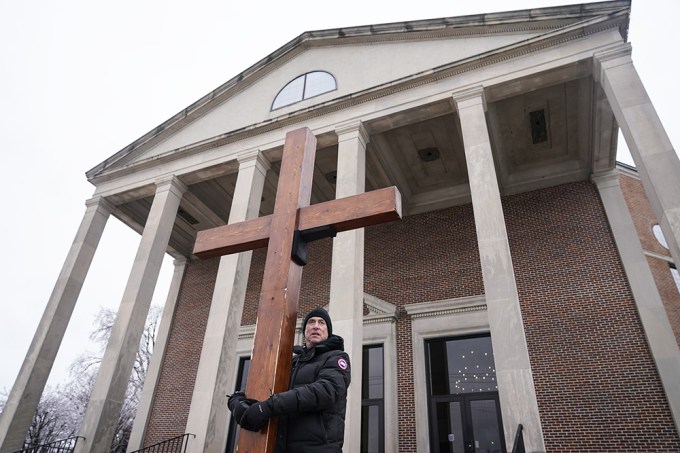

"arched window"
[652,224,669,249]
[272,71,336,110]
[652,224,680,293]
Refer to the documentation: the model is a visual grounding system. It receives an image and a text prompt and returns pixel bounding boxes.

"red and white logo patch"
[337,358,348,370]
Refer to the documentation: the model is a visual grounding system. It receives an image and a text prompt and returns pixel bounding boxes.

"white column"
[127,257,187,451]
[0,197,114,453]
[453,87,545,452]
[592,171,680,432]
[75,176,186,453]
[594,44,680,274]
[185,150,268,453]
[328,121,367,453]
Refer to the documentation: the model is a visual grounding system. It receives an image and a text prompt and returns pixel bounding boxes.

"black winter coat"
[269,335,351,453]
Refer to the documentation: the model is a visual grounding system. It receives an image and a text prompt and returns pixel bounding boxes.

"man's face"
[304,316,329,347]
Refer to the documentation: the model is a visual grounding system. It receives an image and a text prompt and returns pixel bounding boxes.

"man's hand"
[227,392,257,424]
[239,399,273,432]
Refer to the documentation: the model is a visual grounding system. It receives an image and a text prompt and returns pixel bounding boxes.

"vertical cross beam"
[237,127,317,452]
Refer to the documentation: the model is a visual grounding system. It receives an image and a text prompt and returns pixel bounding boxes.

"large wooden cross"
[193,127,401,452]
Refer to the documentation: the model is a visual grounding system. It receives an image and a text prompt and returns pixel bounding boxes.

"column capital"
[237,149,271,173]
[593,43,632,82]
[452,86,487,112]
[591,170,620,189]
[172,257,188,268]
[85,196,115,215]
[335,121,369,146]
[155,175,188,197]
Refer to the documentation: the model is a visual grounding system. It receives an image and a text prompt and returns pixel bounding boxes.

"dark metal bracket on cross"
[192,127,402,453]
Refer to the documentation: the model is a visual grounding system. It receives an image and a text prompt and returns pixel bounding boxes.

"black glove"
[227,392,257,424]
[227,391,245,411]
[239,399,273,432]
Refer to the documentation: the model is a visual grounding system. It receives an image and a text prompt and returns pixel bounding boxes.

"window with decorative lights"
[425,334,505,453]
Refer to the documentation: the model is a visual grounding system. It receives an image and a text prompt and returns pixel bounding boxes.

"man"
[228,307,351,452]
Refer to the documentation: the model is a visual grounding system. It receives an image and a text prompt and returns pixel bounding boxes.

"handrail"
[511,423,525,453]
[12,436,84,453]
[129,433,195,453]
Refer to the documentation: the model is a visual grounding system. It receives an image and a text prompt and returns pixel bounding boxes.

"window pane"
[361,404,381,453]
[272,75,305,109]
[446,336,496,394]
[429,336,496,395]
[362,346,384,399]
[652,224,669,249]
[671,265,680,293]
[435,401,464,453]
[303,71,336,98]
[226,357,251,453]
[237,358,250,391]
[470,399,503,453]
[428,340,448,395]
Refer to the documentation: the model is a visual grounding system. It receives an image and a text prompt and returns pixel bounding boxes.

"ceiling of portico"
[112,64,617,259]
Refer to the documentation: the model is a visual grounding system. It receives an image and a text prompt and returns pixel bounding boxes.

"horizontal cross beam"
[193,186,402,259]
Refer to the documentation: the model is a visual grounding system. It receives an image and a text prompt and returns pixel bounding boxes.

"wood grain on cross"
[193,127,401,453]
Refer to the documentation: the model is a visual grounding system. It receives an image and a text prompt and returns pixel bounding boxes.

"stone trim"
[238,324,256,341]
[405,295,487,319]
[645,250,675,265]
[409,295,491,451]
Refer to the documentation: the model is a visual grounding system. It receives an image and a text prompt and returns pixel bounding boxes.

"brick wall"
[507,181,679,452]
[620,173,680,346]
[144,180,680,451]
[143,257,218,445]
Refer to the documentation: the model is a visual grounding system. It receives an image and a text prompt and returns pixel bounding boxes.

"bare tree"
[0,386,79,448]
[67,305,163,452]
[0,305,162,451]
[23,387,79,447]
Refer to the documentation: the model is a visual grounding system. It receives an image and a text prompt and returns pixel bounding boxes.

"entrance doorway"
[426,335,505,453]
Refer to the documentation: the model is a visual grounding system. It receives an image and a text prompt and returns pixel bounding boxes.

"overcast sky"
[1,0,678,394]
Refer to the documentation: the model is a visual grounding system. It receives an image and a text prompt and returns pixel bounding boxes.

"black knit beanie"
[303,307,333,336]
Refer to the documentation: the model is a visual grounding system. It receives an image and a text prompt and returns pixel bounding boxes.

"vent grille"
[417,147,440,162]
[178,207,199,225]
[529,109,548,144]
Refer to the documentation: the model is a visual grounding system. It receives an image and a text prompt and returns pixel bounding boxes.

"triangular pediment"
[364,294,398,322]
[121,33,546,164]
[87,1,629,181]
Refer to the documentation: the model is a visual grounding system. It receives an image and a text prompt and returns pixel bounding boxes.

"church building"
[2,1,680,452]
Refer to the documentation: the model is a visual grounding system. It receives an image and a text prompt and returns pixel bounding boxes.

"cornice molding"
[238,324,256,341]
[364,293,398,325]
[405,295,487,319]
[89,8,629,184]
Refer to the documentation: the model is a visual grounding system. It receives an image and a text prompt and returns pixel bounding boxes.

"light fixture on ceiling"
[324,171,337,184]
[418,147,440,162]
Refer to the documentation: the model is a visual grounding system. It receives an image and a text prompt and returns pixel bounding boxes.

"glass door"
[431,394,503,453]
[426,335,505,453]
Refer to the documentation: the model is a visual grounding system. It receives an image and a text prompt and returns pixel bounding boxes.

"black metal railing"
[12,436,84,453]
[129,434,194,453]
[512,423,525,453]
